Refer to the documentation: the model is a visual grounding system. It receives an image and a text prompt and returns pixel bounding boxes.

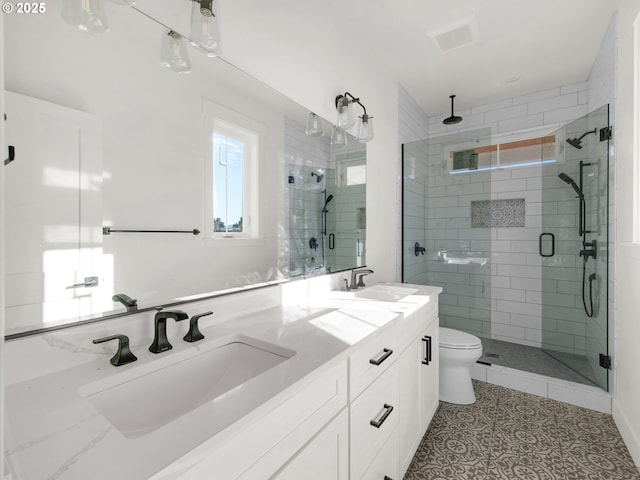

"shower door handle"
[539,233,555,257]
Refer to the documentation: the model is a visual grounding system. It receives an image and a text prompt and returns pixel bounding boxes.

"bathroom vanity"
[3,278,440,479]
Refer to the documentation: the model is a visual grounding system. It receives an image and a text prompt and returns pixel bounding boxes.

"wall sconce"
[61,0,109,34]
[189,0,221,56]
[160,30,192,74]
[305,112,324,137]
[335,92,374,142]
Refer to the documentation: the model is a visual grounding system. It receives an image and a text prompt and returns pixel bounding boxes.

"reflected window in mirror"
[204,100,263,240]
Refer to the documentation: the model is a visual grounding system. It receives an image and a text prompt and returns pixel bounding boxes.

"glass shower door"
[402,128,493,338]
[541,105,610,390]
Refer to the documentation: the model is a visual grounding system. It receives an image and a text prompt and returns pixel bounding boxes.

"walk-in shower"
[402,105,611,390]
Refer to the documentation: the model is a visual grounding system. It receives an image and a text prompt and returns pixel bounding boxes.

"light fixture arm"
[335,92,367,116]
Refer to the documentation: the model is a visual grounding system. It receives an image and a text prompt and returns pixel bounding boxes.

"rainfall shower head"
[311,171,324,183]
[443,94,463,125]
[566,128,597,149]
[558,172,583,197]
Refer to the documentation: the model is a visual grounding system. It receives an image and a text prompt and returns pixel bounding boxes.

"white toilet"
[439,327,483,405]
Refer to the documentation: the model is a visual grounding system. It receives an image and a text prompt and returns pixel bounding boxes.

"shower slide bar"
[102,227,200,235]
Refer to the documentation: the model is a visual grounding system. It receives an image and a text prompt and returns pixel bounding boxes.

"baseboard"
[613,400,640,469]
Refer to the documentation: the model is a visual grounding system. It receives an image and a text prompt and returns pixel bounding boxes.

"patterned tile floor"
[404,381,640,480]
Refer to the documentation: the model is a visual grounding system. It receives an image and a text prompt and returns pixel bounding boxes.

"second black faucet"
[149,310,189,353]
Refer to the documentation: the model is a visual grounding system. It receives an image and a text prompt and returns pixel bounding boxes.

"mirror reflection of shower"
[321,189,334,268]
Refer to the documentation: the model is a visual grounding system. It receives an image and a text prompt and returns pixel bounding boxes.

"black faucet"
[93,334,137,366]
[184,311,213,342]
[149,310,188,353]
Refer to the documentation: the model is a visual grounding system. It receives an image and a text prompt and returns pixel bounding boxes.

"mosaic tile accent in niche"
[471,198,525,228]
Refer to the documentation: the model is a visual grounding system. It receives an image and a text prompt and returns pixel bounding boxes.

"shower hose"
[582,257,596,318]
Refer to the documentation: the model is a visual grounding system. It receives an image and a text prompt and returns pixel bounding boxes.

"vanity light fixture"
[335,92,374,142]
[358,113,374,142]
[189,0,221,56]
[61,0,109,34]
[305,112,324,137]
[108,0,136,5]
[336,94,356,129]
[160,30,192,74]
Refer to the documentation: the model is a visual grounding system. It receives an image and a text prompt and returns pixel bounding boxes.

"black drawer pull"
[384,477,394,480]
[369,348,393,366]
[369,404,394,428]
[421,335,432,365]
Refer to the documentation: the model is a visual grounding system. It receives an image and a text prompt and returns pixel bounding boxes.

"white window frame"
[203,99,264,243]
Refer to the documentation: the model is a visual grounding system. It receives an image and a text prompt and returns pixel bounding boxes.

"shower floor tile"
[404,381,640,480]
[478,338,598,387]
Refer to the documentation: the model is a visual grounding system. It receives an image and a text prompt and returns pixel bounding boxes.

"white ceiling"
[324,0,621,117]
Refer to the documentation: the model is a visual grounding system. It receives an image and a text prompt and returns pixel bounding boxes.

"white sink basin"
[80,335,295,439]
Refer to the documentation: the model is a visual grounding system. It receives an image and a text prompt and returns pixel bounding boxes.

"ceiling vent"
[427,16,477,54]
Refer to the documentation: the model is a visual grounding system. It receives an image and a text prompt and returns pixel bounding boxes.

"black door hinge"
[600,126,612,141]
[599,353,612,370]
[4,145,15,166]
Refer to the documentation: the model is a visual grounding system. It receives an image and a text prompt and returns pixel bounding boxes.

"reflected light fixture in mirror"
[61,0,109,34]
[109,0,136,5]
[160,30,192,74]
[189,0,221,56]
[330,126,348,149]
[305,112,324,137]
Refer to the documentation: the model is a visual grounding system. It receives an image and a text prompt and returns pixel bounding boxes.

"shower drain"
[485,352,500,358]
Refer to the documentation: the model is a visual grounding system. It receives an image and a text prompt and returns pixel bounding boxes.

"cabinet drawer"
[350,361,399,480]
[349,324,396,400]
[359,426,399,480]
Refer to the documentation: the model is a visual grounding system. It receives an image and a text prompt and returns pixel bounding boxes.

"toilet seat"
[440,327,482,350]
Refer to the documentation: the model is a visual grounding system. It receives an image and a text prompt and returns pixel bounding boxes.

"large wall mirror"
[3,0,366,336]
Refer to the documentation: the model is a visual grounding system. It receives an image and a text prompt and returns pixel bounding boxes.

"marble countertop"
[3,281,441,480]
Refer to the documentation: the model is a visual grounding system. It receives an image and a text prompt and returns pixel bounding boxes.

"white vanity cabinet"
[397,301,439,475]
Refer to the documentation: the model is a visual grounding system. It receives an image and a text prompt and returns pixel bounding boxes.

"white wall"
[613,0,640,468]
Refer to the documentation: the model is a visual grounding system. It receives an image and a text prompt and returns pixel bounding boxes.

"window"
[448,134,557,174]
[338,154,367,186]
[204,100,263,240]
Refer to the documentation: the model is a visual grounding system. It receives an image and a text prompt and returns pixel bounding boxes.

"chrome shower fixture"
[443,94,463,125]
[566,128,597,149]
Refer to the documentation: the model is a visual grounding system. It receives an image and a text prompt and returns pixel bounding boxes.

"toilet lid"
[439,327,482,349]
